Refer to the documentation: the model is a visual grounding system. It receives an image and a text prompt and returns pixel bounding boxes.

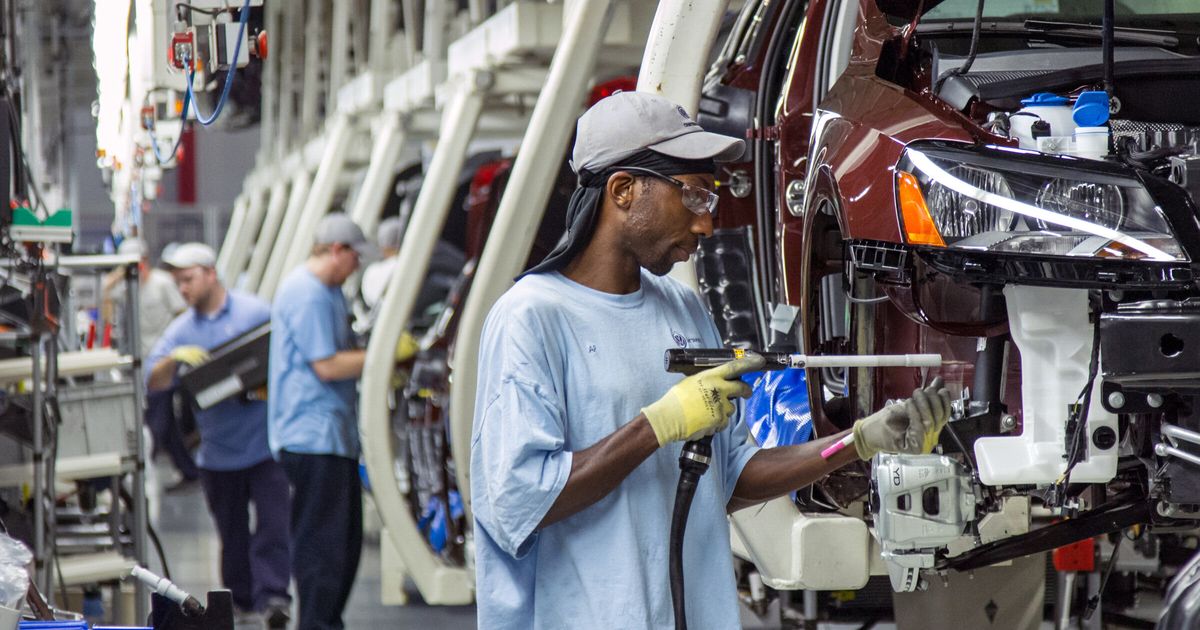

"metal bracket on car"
[785,179,806,216]
[1156,423,1200,469]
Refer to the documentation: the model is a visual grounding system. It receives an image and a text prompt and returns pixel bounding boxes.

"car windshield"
[925,0,1200,26]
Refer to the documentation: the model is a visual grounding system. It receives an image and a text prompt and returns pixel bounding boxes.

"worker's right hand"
[641,353,765,446]
[170,345,210,367]
[852,377,951,460]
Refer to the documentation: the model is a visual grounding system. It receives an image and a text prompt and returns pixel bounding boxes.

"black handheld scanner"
[664,348,790,376]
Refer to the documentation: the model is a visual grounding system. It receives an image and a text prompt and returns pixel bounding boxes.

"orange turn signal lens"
[896,171,945,247]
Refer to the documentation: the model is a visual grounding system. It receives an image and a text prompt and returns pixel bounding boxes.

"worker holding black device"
[471,92,952,629]
[146,243,292,629]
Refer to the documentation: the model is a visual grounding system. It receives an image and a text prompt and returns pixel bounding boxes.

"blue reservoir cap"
[1073,90,1110,126]
[1020,92,1070,106]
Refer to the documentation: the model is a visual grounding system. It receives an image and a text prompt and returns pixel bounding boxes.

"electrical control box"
[212,19,250,70]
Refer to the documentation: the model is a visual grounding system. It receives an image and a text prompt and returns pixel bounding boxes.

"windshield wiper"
[919,19,1180,47]
[1025,19,1179,47]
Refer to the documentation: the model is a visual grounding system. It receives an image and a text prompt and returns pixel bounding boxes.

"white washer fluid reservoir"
[1009,92,1077,150]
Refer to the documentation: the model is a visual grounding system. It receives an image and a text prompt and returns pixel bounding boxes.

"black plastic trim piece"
[916,248,1195,289]
[876,0,949,21]
[938,500,1151,572]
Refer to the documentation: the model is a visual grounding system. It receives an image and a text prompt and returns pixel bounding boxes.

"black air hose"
[670,436,713,630]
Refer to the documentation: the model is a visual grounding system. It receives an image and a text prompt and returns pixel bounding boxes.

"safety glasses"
[614,166,719,216]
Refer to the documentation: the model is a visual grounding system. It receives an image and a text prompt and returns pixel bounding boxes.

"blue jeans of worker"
[278,451,362,630]
[198,459,293,612]
[146,389,198,480]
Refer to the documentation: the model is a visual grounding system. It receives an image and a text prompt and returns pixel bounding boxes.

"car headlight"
[926,165,1017,238]
[895,142,1187,262]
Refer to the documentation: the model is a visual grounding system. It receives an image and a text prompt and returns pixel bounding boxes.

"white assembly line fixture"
[359,0,651,605]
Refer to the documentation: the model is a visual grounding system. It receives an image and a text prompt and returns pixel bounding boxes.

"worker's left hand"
[170,345,210,367]
[851,377,951,460]
[395,330,419,363]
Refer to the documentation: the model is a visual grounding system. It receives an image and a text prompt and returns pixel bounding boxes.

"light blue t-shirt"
[146,289,271,471]
[471,270,759,629]
[268,267,359,459]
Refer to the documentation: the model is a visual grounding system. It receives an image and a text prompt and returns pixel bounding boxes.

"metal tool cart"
[0,253,150,623]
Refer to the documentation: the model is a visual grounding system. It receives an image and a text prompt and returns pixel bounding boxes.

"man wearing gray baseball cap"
[267,212,373,630]
[470,91,949,629]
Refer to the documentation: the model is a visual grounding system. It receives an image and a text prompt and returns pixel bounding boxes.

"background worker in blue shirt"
[472,92,953,629]
[268,213,374,630]
[146,243,291,629]
[103,237,197,489]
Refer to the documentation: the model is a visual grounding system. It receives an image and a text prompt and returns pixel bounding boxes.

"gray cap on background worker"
[359,216,403,311]
[377,217,403,256]
[313,213,378,262]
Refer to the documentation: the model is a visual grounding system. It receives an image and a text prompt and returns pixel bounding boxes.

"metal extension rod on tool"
[130,564,237,629]
[664,348,943,372]
[129,566,204,617]
[663,349,943,630]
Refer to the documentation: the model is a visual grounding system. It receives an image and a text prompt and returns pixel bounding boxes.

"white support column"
[349,111,408,236]
[328,0,351,115]
[258,170,313,300]
[276,0,300,157]
[369,0,395,77]
[445,0,617,518]
[217,192,250,279]
[423,0,445,62]
[467,0,487,25]
[636,0,731,114]
[226,185,270,282]
[243,178,290,293]
[400,0,421,64]
[258,1,281,163]
[358,76,486,605]
[637,0,732,291]
[299,0,325,138]
[280,115,356,276]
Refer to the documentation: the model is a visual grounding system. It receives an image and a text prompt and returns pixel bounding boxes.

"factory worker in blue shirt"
[472,92,953,629]
[268,213,379,630]
[146,243,291,629]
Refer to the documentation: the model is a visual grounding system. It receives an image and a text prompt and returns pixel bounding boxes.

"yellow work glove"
[852,377,951,461]
[170,345,210,367]
[395,330,419,363]
[641,353,765,446]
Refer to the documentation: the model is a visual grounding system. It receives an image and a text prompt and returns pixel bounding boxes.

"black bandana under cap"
[518,149,716,279]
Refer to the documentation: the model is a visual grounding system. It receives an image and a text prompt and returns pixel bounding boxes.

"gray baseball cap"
[315,213,377,259]
[571,91,745,174]
[162,242,216,269]
[377,217,403,252]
